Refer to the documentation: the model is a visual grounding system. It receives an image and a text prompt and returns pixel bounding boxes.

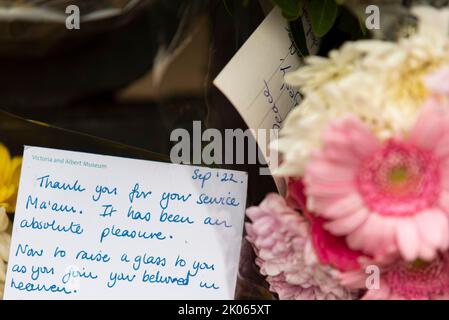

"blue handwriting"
[36,175,85,192]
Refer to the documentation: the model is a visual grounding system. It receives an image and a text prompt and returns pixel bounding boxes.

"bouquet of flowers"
[245,5,449,299]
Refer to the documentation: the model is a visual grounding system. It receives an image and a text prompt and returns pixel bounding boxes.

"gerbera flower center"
[389,166,408,184]
[357,140,440,217]
[409,259,431,270]
[387,165,419,196]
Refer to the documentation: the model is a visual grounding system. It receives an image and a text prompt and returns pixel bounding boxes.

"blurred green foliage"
[273,0,342,37]
[272,0,369,56]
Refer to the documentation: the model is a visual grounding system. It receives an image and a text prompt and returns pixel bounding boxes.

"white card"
[213,8,316,193]
[4,146,248,300]
[214,7,302,133]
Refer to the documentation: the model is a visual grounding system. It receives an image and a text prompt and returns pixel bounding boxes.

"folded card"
[4,146,248,300]
[213,7,314,194]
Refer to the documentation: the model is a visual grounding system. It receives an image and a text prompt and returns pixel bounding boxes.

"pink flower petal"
[326,115,379,159]
[424,66,449,96]
[396,218,420,261]
[246,206,267,221]
[414,209,449,251]
[252,217,277,237]
[345,126,380,159]
[440,168,449,191]
[310,216,364,271]
[308,195,346,215]
[346,214,396,257]
[442,222,449,252]
[323,208,369,236]
[438,190,449,213]
[306,181,355,197]
[339,270,367,289]
[323,144,361,166]
[434,134,449,160]
[418,241,437,261]
[410,99,448,151]
[322,128,354,154]
[305,158,355,183]
[321,193,364,220]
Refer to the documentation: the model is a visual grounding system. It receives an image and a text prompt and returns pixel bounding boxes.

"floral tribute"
[246,6,449,299]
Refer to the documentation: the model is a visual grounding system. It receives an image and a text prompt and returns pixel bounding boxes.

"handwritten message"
[213,8,317,193]
[4,147,248,299]
[214,8,304,134]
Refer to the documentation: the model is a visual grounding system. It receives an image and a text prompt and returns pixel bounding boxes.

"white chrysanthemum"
[276,6,449,177]
[285,40,394,95]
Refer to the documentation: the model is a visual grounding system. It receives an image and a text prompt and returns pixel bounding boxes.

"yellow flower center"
[410,258,431,269]
[389,166,408,184]
[387,58,443,105]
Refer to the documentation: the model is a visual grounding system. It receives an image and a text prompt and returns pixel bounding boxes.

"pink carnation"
[245,194,355,300]
[304,99,449,262]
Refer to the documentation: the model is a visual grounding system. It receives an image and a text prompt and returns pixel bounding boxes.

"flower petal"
[325,115,379,160]
[339,270,367,289]
[410,98,449,151]
[324,208,369,236]
[434,134,449,160]
[424,66,449,96]
[438,190,449,213]
[305,158,355,183]
[418,241,437,261]
[415,209,449,251]
[396,218,420,261]
[321,193,364,220]
[347,214,397,258]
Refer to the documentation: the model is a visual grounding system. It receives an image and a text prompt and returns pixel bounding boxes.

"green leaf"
[307,0,338,37]
[272,0,303,21]
[289,19,310,56]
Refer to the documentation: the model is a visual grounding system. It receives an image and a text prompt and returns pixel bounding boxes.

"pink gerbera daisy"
[340,254,449,300]
[304,98,449,262]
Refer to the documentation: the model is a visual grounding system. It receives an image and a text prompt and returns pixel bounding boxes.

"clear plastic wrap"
[0,0,148,56]
[0,0,141,22]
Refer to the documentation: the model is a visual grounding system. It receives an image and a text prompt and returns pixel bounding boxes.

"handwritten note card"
[4,147,248,300]
[213,8,316,193]
[213,7,309,136]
